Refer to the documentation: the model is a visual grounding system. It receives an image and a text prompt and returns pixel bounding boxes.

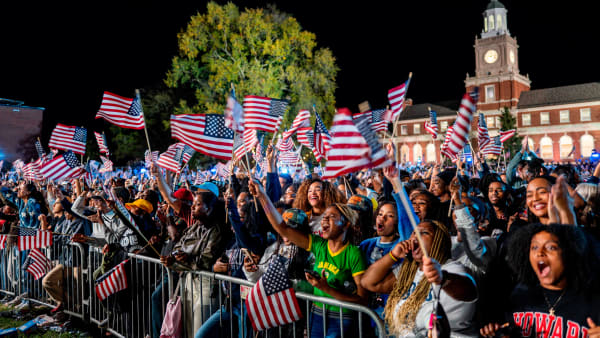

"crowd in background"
[1,136,599,338]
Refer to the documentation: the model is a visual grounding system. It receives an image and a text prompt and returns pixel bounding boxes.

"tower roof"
[487,0,505,10]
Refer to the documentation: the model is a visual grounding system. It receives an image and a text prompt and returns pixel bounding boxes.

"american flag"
[243,96,289,133]
[18,227,52,251]
[214,162,231,179]
[296,127,314,150]
[194,170,209,185]
[441,126,456,160]
[313,111,331,162]
[96,92,145,130]
[23,248,51,280]
[276,136,294,152]
[245,255,302,331]
[233,128,258,161]
[34,139,45,159]
[95,132,110,155]
[157,143,185,173]
[95,260,129,301]
[386,77,411,122]
[499,129,516,143]
[99,156,113,173]
[460,144,473,162]
[12,159,24,172]
[174,143,195,166]
[48,124,87,155]
[40,151,85,182]
[424,108,439,139]
[171,114,234,161]
[352,110,371,122]
[446,88,479,157]
[354,114,392,170]
[144,150,158,168]
[322,108,381,179]
[103,185,137,227]
[478,112,491,151]
[23,159,43,181]
[370,109,389,133]
[482,136,503,156]
[224,88,244,133]
[282,110,311,141]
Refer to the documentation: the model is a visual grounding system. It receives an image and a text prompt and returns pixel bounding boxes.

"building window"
[540,112,550,124]
[489,15,494,29]
[426,143,436,163]
[486,85,495,102]
[487,117,495,128]
[413,144,423,163]
[401,125,408,135]
[560,110,570,123]
[495,116,502,129]
[413,124,420,134]
[484,17,488,32]
[540,136,553,159]
[581,108,591,121]
[497,15,502,29]
[400,145,410,163]
[559,135,574,158]
[581,134,594,157]
[440,121,448,132]
[522,113,531,126]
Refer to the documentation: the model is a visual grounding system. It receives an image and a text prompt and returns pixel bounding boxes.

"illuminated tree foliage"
[165,2,338,127]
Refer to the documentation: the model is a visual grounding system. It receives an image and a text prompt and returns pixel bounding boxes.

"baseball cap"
[172,188,194,201]
[193,182,219,198]
[125,199,154,214]
[281,208,309,234]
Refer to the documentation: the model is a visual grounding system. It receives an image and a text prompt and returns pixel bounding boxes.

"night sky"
[1,0,599,140]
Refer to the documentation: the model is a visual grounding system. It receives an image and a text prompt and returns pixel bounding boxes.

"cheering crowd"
[1,134,600,338]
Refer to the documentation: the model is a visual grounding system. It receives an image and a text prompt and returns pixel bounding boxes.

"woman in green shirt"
[249,179,368,338]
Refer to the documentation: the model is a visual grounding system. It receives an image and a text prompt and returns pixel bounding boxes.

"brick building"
[392,0,599,163]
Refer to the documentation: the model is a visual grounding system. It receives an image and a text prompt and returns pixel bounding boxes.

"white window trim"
[580,108,592,122]
[401,125,408,135]
[560,110,570,123]
[485,85,495,103]
[540,112,550,125]
[413,124,420,134]
[522,113,531,126]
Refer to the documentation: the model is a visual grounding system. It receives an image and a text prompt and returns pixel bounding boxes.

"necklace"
[542,289,567,316]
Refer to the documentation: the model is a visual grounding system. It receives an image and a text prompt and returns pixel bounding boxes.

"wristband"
[388,251,399,262]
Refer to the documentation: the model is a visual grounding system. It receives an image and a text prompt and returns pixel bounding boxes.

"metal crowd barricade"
[185,270,386,338]
[88,246,174,338]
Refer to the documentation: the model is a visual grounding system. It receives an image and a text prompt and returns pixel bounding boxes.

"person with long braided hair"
[361,220,478,337]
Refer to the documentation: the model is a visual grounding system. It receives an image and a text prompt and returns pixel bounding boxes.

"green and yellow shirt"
[307,234,367,312]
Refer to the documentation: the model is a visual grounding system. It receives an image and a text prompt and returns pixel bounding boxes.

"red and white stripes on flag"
[321,108,388,179]
[156,143,184,173]
[95,132,110,155]
[24,248,51,280]
[23,158,43,181]
[233,129,258,161]
[99,156,113,173]
[0,235,7,250]
[96,92,145,130]
[477,112,491,151]
[95,260,128,301]
[40,151,85,182]
[48,124,87,155]
[441,126,457,160]
[276,137,294,152]
[313,111,332,162]
[171,114,235,161]
[445,89,479,157]
[482,136,503,156]
[18,229,53,251]
[243,96,289,133]
[245,256,302,331]
[499,129,516,143]
[386,77,411,122]
[224,89,244,133]
[145,150,158,168]
[282,110,311,140]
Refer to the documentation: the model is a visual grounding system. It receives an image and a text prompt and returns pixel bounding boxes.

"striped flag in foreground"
[424,109,439,139]
[276,136,294,152]
[499,129,516,143]
[282,110,311,140]
[96,92,145,130]
[482,136,503,156]
[321,108,385,179]
[233,129,258,161]
[23,248,51,280]
[23,159,43,181]
[446,88,479,157]
[95,260,129,301]
[478,112,491,151]
[18,228,53,251]
[171,114,234,161]
[95,132,110,155]
[245,255,302,331]
[313,111,332,162]
[0,235,7,250]
[370,109,389,133]
[145,150,158,168]
[40,151,85,182]
[99,156,113,173]
[157,143,185,173]
[48,124,87,155]
[243,96,289,133]
[386,77,411,122]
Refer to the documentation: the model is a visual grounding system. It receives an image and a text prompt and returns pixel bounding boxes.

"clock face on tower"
[484,49,498,64]
[509,50,515,64]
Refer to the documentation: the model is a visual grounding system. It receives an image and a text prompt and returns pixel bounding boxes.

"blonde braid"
[384,220,451,334]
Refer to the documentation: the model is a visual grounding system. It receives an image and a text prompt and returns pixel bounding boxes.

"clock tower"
[465,0,530,114]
